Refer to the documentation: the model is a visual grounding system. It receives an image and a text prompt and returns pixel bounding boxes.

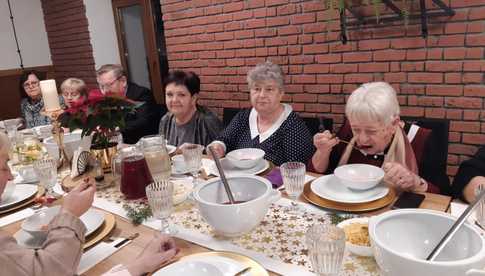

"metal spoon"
[207,146,235,204]
[426,188,485,261]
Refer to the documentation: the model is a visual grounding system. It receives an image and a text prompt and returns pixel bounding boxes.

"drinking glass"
[281,161,306,213]
[306,224,346,276]
[33,158,57,196]
[146,180,177,234]
[182,144,204,187]
[140,135,171,181]
[476,183,485,228]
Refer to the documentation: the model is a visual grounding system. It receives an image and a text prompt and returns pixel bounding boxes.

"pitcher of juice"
[118,146,153,199]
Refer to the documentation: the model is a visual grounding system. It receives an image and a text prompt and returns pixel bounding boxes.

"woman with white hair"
[311,82,449,193]
[210,61,314,166]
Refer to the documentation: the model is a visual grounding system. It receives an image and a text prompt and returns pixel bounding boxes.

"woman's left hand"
[383,162,422,191]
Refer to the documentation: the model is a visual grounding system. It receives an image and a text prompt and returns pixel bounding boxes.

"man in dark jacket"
[452,146,485,203]
[96,64,159,144]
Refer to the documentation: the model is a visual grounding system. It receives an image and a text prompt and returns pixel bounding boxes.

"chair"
[222,107,242,127]
[300,116,333,136]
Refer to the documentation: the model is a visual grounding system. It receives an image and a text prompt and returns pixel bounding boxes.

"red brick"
[437,35,465,47]
[358,40,390,50]
[278,25,301,35]
[292,75,316,84]
[416,96,444,107]
[463,134,485,145]
[267,16,290,27]
[469,7,485,20]
[467,35,485,46]
[406,49,427,60]
[464,86,485,97]
[464,61,485,72]
[277,4,297,16]
[449,144,479,155]
[266,0,288,7]
[344,73,373,83]
[445,22,467,34]
[443,48,466,60]
[427,48,443,60]
[329,64,358,74]
[289,56,314,64]
[426,61,463,72]
[293,93,317,102]
[255,29,277,38]
[303,64,330,74]
[464,110,481,120]
[425,108,446,118]
[462,73,483,83]
[223,2,243,13]
[446,97,483,109]
[244,18,266,29]
[467,22,485,33]
[408,73,443,84]
[374,50,406,61]
[450,121,480,133]
[446,109,463,120]
[317,95,344,103]
[390,37,426,49]
[445,73,462,84]
[343,52,372,63]
[449,132,461,143]
[426,85,463,96]
[303,44,328,54]
[317,75,344,84]
[303,23,326,34]
[315,54,341,64]
[401,106,425,117]
[384,73,406,83]
[305,104,331,113]
[359,63,390,73]
[291,14,316,24]
[465,48,484,59]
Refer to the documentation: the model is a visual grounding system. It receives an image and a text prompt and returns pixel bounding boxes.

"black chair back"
[223,107,242,127]
[301,117,333,136]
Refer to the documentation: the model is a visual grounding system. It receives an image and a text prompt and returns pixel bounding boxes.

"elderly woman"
[60,77,88,108]
[311,82,450,194]
[0,132,178,275]
[210,61,314,166]
[159,70,223,147]
[19,70,51,128]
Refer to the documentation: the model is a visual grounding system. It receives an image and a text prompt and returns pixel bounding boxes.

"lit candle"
[40,79,61,112]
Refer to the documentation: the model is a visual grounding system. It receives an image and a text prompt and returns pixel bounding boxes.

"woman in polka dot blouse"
[209,61,315,166]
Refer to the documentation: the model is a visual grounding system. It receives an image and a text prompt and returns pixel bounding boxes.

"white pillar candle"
[40,79,61,112]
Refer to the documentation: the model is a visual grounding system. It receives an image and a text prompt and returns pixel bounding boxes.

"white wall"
[84,0,121,70]
[0,0,52,70]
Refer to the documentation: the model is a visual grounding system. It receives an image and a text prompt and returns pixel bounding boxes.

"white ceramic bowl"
[369,209,485,276]
[21,205,62,239]
[226,148,265,169]
[337,217,373,257]
[1,180,16,202]
[334,164,384,190]
[32,125,53,140]
[193,175,280,237]
[43,132,82,160]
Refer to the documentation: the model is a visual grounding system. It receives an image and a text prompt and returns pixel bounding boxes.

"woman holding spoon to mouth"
[310,82,450,194]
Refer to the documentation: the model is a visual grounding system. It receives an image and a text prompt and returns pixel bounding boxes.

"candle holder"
[41,109,70,170]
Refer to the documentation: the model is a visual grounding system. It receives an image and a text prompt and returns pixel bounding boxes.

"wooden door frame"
[111,0,163,103]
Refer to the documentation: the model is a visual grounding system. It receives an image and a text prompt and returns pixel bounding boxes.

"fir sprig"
[123,204,152,225]
[329,213,355,225]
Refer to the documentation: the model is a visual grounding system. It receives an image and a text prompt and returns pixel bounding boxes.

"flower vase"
[90,143,118,173]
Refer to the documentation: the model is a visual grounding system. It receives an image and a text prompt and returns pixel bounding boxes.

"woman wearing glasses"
[19,70,53,128]
[60,78,88,108]
[310,82,450,194]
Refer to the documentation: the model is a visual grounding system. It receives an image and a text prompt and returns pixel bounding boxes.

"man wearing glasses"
[96,64,159,144]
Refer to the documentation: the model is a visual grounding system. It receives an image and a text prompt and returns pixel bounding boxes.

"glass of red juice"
[120,149,153,199]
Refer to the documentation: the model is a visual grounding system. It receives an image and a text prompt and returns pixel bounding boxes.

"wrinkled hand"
[207,144,225,159]
[61,177,96,217]
[127,234,179,276]
[383,162,421,191]
[313,130,339,154]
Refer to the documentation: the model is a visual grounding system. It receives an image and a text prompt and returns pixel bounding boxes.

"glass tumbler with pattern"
[146,180,177,235]
[281,161,306,213]
[306,224,346,276]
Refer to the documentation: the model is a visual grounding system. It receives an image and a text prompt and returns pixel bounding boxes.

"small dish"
[226,148,265,169]
[337,217,373,257]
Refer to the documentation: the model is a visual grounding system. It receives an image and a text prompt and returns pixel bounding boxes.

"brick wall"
[161,0,485,177]
[41,0,97,88]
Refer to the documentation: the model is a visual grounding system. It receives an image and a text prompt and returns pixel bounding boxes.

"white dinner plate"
[208,158,269,177]
[0,184,37,209]
[14,207,105,248]
[311,174,389,204]
[154,255,255,276]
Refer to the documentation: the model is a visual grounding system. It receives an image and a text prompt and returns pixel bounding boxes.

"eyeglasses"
[98,76,122,91]
[23,81,39,89]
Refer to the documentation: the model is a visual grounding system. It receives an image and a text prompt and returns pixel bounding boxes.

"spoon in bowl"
[207,146,235,204]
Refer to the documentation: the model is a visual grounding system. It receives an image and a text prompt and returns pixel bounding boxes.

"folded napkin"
[78,237,131,274]
[0,208,34,228]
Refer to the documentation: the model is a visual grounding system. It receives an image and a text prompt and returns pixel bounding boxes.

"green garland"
[123,204,152,225]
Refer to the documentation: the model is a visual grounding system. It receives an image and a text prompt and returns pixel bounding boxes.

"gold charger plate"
[302,181,396,212]
[0,186,45,215]
[83,211,116,250]
[176,251,269,276]
[62,169,116,192]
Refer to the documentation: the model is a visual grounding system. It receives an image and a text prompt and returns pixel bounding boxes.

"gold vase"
[90,143,118,173]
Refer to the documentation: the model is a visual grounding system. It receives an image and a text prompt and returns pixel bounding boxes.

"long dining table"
[0,167,452,276]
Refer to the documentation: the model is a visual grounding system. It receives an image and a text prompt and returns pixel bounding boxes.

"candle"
[40,79,61,112]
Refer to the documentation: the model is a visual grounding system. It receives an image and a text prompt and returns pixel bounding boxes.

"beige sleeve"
[0,211,86,276]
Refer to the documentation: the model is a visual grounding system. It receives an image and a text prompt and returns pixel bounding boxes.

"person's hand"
[61,177,96,217]
[127,234,179,276]
[207,143,225,159]
[313,130,339,154]
[383,162,423,192]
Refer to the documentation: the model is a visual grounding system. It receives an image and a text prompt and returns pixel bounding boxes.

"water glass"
[146,180,177,234]
[140,135,171,181]
[281,161,306,213]
[182,144,204,186]
[476,183,485,228]
[306,224,346,276]
[33,158,57,196]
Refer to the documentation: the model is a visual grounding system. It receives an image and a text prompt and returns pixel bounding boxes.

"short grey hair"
[60,78,87,96]
[247,61,284,90]
[96,64,125,78]
[345,82,400,126]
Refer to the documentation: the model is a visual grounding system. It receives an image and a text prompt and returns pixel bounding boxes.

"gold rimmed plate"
[0,186,44,215]
[153,251,269,276]
[83,211,116,250]
[303,181,396,212]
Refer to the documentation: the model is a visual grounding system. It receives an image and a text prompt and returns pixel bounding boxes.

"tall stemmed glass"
[33,158,57,196]
[182,144,204,187]
[146,180,177,234]
[281,161,306,213]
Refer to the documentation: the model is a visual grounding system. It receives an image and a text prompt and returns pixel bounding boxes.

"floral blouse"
[20,96,64,128]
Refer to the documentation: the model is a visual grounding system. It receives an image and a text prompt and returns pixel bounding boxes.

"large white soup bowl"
[193,175,280,237]
[369,209,485,276]
[43,132,82,160]
[334,163,384,190]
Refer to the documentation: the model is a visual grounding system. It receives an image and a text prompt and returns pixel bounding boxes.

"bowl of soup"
[192,175,280,237]
[226,148,265,169]
[334,164,384,190]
